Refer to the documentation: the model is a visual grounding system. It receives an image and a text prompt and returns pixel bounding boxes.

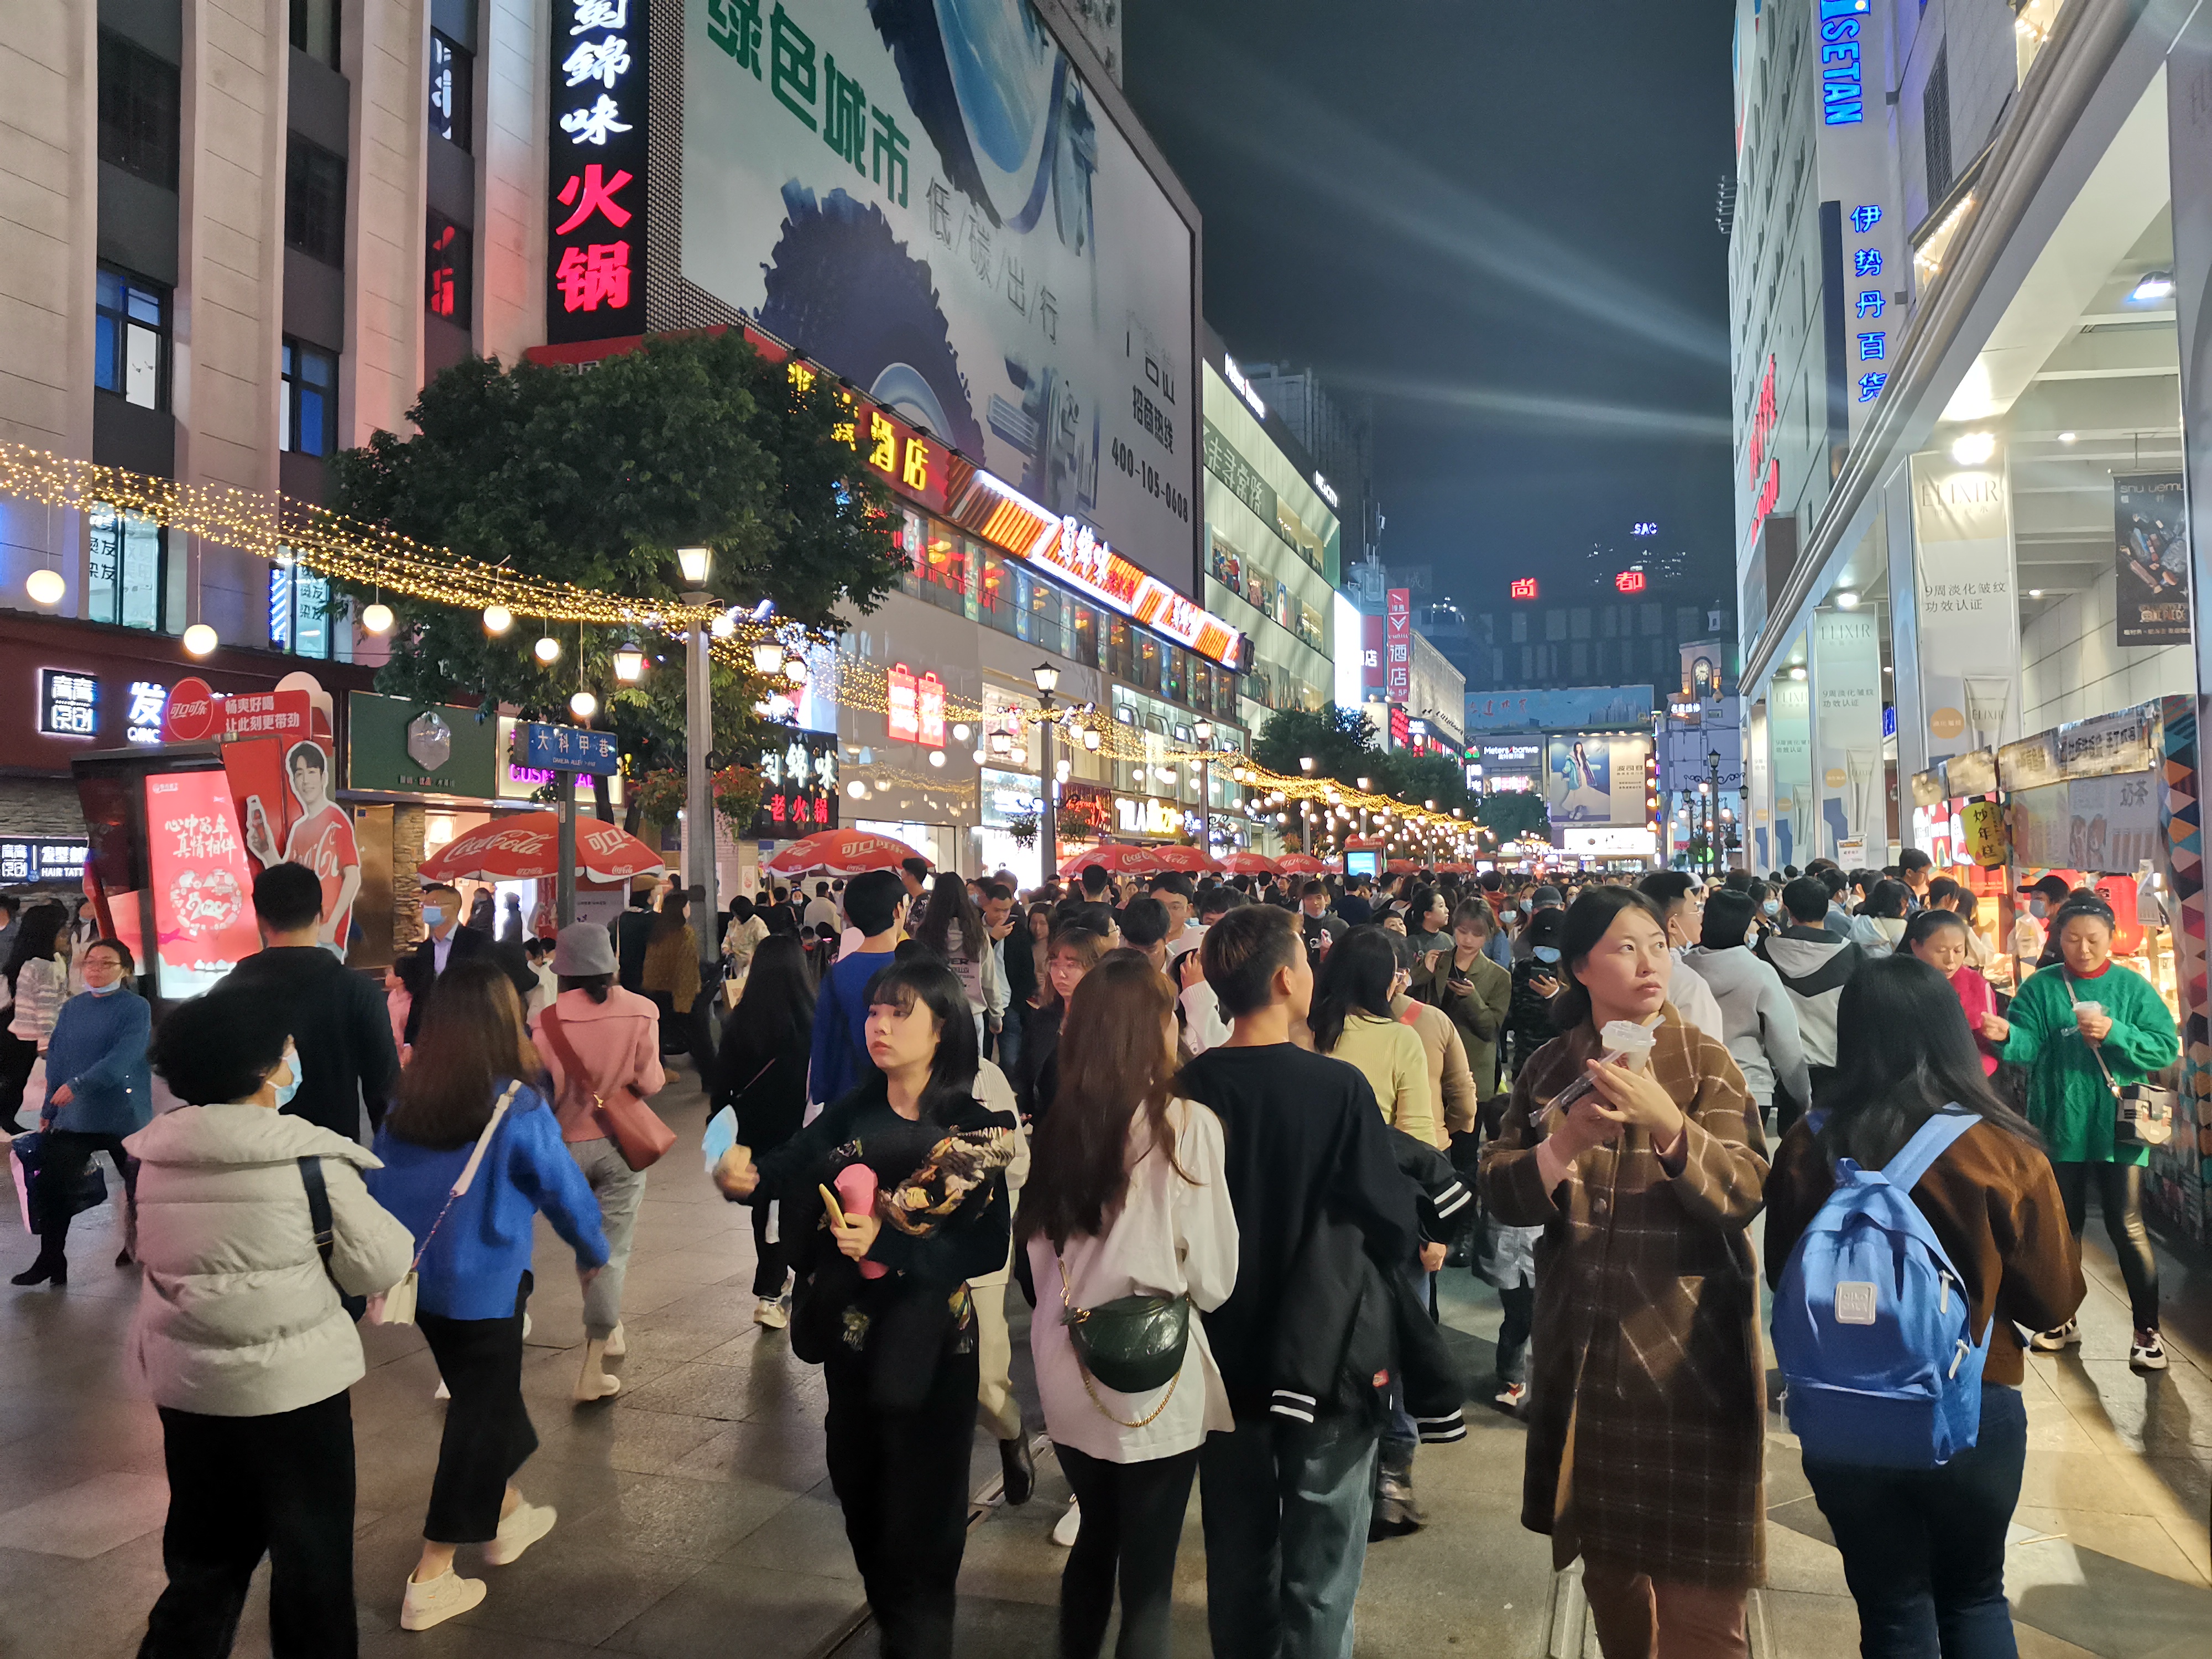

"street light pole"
[679,547,716,991]
[1706,748,1723,875]
[1034,662,1060,891]
[1194,720,1213,852]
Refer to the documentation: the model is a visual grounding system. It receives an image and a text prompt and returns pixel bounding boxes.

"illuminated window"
[426,211,472,326]
[280,338,336,456]
[86,503,164,631]
[429,30,473,151]
[95,268,168,410]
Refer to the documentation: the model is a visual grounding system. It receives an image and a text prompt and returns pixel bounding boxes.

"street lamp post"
[1035,662,1060,890]
[1706,748,1724,875]
[678,547,717,991]
[1193,720,1213,851]
[1298,756,1314,855]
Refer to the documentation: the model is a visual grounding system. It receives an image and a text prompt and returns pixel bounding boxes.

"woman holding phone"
[1985,894,2177,1371]
[1478,888,1767,1657]
[714,959,1014,1659]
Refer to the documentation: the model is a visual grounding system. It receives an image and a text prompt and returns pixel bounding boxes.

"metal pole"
[688,619,716,975]
[557,768,577,928]
[1038,703,1055,892]
[1198,754,1211,853]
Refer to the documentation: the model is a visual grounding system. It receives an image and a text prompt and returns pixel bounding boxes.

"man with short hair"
[1179,905,1418,1659]
[1178,888,1243,1055]
[1119,895,1172,974]
[1897,847,1933,908]
[899,857,932,908]
[1149,873,1203,961]
[1334,876,1374,928]
[1297,879,1348,970]
[399,881,494,1043]
[980,881,1030,1069]
[804,880,840,933]
[1757,875,1869,1129]
[226,863,400,1140]
[810,870,906,1108]
[1635,872,1726,1040]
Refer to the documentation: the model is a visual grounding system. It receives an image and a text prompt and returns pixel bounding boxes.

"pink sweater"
[533,985,667,1142]
[1949,967,2001,1076]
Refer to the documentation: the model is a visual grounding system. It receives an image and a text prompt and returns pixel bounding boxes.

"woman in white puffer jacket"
[126,989,415,1659]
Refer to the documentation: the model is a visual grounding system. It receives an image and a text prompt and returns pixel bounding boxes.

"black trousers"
[34,1129,137,1259]
[418,1276,537,1543]
[650,993,719,1093]
[750,1199,787,1298]
[1495,1282,1536,1387]
[139,1391,357,1659]
[0,1032,36,1131]
[2053,1160,2161,1330]
[1055,1443,1201,1659]
[822,1339,980,1659]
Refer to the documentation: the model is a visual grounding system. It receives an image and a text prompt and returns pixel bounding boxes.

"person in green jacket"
[1415,900,1513,1105]
[1987,894,2176,1371]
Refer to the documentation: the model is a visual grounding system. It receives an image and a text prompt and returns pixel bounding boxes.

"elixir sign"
[1812,609,1884,859]
[545,0,649,343]
[1385,587,1412,703]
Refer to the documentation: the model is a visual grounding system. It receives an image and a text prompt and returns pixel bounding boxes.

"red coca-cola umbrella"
[1275,853,1329,875]
[764,829,930,878]
[1386,859,1419,873]
[1144,844,1222,874]
[418,812,665,885]
[1214,851,1280,876]
[1059,844,1170,878]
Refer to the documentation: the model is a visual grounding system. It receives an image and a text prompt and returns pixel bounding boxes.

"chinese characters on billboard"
[1385,587,1411,703]
[546,0,649,342]
[144,771,267,997]
[750,728,841,837]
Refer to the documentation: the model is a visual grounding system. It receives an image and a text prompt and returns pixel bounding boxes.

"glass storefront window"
[1134,633,1161,693]
[1069,599,1100,668]
[978,546,1010,630]
[1162,643,1185,703]
[916,527,966,614]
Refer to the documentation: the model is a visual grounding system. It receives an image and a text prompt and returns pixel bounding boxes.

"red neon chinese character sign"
[1614,569,1647,593]
[545,0,647,345]
[887,663,920,743]
[1510,577,1540,601]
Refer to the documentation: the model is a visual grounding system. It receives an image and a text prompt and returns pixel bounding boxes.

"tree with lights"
[1477,789,1550,846]
[329,331,904,784]
[1253,706,1379,782]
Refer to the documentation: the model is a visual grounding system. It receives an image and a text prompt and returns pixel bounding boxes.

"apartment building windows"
[97,30,180,189]
[95,269,168,410]
[426,212,472,326]
[291,0,341,69]
[285,135,347,266]
[87,505,164,632]
[280,340,337,457]
[430,31,473,150]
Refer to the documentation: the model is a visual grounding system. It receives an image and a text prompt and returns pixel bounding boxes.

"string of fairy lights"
[1,439,1486,852]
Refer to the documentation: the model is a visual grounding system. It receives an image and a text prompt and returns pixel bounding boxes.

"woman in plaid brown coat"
[1479,888,1770,1657]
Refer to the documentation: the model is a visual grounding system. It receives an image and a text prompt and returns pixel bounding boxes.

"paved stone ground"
[1,1063,2206,1657]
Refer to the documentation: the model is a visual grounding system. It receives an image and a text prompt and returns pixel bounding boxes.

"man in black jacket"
[223,863,399,1141]
[1176,904,1418,1659]
[399,881,497,1042]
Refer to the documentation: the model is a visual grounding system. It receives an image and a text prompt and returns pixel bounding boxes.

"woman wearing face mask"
[1743,879,1780,943]
[1505,908,1569,1075]
[1014,922,1109,1126]
[1985,896,2178,1371]
[126,992,415,1658]
[2011,875,2068,967]
[1903,908,2001,1076]
[1479,888,1767,1657]
[12,939,152,1286]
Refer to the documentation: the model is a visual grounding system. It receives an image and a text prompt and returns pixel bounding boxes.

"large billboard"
[1544,733,1650,827]
[683,0,1198,589]
[1467,685,1655,733]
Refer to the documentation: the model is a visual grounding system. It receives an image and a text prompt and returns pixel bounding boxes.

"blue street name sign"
[519,722,621,775]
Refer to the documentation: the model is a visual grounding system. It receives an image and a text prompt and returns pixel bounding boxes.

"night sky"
[1122,0,1740,606]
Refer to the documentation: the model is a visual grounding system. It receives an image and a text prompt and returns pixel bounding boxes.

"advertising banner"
[1768,677,1811,869]
[1385,588,1412,703]
[1910,453,2020,764]
[2012,775,2161,874]
[2057,701,2159,779]
[1465,685,1655,733]
[2114,474,2189,646]
[1543,733,1648,827]
[1813,608,1884,860]
[751,728,841,837]
[144,770,265,997]
[1747,700,1770,870]
[684,0,1198,589]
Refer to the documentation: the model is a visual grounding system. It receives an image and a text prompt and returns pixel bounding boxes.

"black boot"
[1369,1447,1422,1540]
[11,1251,65,1286]
[999,1436,1035,1506]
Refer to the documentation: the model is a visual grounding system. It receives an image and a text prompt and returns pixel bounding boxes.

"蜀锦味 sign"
[546,0,649,343]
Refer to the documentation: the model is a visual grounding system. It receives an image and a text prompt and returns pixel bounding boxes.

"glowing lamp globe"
[482,604,514,635]
[568,690,598,719]
[533,636,562,665]
[182,624,219,657]
[361,602,395,634]
[25,568,65,607]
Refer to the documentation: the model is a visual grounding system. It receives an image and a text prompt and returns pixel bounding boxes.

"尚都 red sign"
[1615,570,1647,594]
[1510,577,1540,601]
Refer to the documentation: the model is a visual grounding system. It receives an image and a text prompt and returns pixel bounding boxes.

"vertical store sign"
[1769,676,1812,869]
[546,0,649,344]
[1817,1,1869,125]
[1747,700,1771,871]
[1910,452,2020,764]
[1812,608,1884,859]
[886,662,920,742]
[2113,475,2190,646]
[1385,587,1412,703]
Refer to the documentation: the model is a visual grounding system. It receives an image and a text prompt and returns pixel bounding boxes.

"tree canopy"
[329,331,905,773]
[1252,705,1380,782]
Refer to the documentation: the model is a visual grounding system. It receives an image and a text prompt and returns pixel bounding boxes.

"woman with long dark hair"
[911,872,1000,1041]
[1987,894,2177,1370]
[368,960,608,1631]
[1903,908,2002,1076]
[714,931,815,1327]
[1407,886,1452,954]
[1019,954,1237,1659]
[1765,956,2081,1658]
[0,901,67,1133]
[640,889,715,1088]
[1310,926,1432,1145]
[1478,888,1767,1656]
[1015,921,1110,1126]
[530,922,666,1401]
[714,958,1014,1659]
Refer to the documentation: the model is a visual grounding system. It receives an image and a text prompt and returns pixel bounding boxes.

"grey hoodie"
[1678,945,1812,1109]
[1756,926,1867,1070]
[126,1103,415,1417]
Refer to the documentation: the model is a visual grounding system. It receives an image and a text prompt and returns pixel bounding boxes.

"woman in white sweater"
[1680,888,1813,1120]
[127,988,415,1658]
[1018,952,1239,1659]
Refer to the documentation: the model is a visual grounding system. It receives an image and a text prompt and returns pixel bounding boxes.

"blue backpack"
[1771,1108,1989,1469]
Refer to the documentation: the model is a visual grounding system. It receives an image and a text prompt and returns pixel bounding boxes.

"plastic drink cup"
[1601,1019,1658,1073]
[2073,999,2104,1032]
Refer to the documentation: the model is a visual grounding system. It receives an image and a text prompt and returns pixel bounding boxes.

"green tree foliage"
[328,332,904,767]
[1376,750,1470,815]
[1476,789,1551,844]
[1253,705,1379,783]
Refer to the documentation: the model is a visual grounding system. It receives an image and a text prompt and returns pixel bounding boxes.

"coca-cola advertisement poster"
[144,770,264,995]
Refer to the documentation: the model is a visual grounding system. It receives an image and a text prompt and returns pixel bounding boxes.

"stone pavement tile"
[621,1356,828,1424]
[723,1487,864,1582]
[661,1415,830,1492]
[2010,1533,2212,1659]
[0,1469,168,1558]
[2156,1512,2211,1583]
[0,1531,169,1657]
[638,1245,748,1286]
[2017,1449,2186,1517]
[2011,1505,2207,1586]
[599,1562,861,1658]
[530,1401,733,1478]
[361,1624,600,1659]
[519,1337,685,1407]
[578,1466,801,1562]
[1760,1509,1851,1594]
[1766,1490,1837,1552]
[444,1532,712,1648]
[2013,1626,2106,1659]
[1756,1584,1867,1656]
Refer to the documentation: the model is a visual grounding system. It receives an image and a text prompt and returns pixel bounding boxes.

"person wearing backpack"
[1764,956,2082,1659]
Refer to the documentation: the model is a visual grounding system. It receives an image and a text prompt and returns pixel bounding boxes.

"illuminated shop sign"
[38,670,98,737]
[1385,588,1411,703]
[1849,204,1888,403]
[1510,577,1539,601]
[126,680,169,744]
[545,0,648,343]
[0,836,89,884]
[1746,353,1781,540]
[1615,570,1647,594]
[1312,472,1339,509]
[1819,0,1869,126]
[1222,354,1266,419]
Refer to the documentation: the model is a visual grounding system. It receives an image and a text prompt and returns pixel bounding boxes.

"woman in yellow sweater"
[1310,925,1435,1144]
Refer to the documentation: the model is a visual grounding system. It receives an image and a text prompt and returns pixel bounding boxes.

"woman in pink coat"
[531,922,666,1400]
[1904,909,2002,1075]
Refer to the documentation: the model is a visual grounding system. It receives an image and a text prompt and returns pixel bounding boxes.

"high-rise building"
[1238,361,1381,570]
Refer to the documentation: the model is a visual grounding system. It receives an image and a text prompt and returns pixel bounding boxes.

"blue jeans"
[1802,1383,2028,1659]
[1199,1413,1378,1659]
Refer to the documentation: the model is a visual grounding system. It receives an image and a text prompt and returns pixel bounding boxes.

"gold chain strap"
[1057,1248,1182,1430]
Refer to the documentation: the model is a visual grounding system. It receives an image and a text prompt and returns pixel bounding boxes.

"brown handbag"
[539,1007,676,1171]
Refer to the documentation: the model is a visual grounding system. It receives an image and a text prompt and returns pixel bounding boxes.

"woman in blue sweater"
[12,938,152,1286]
[368,959,608,1633]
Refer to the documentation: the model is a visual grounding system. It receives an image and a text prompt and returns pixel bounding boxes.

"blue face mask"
[1762,899,1781,916]
[87,978,122,997]
[422,906,446,928]
[1532,945,1561,964]
[2030,899,2048,919]
[270,1047,304,1108]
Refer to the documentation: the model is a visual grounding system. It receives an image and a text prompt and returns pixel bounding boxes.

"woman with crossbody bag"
[712,932,813,1327]
[1986,894,2178,1371]
[368,959,609,1632]
[530,922,667,1400]
[1017,954,1239,1659]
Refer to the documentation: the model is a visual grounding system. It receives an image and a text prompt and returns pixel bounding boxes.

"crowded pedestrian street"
[3,1060,2204,1658]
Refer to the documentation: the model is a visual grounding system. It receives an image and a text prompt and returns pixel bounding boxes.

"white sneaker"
[754,1298,789,1329]
[483,1500,557,1566]
[1051,1498,1081,1547]
[2130,1330,2169,1372]
[400,1568,486,1630]
[2030,1319,2080,1353]
[603,1322,626,1357]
